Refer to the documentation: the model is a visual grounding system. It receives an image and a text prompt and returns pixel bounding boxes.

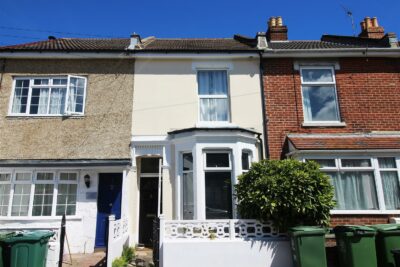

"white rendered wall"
[132,58,264,136]
[162,240,293,267]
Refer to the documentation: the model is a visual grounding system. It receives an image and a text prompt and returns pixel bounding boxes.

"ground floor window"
[0,170,78,217]
[305,157,400,211]
[204,152,233,219]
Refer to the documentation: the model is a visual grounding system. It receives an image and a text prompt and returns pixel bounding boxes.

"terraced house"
[0,40,135,266]
[0,15,399,267]
[261,16,400,226]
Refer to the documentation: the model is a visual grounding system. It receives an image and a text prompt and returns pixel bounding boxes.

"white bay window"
[306,157,400,212]
[10,76,87,116]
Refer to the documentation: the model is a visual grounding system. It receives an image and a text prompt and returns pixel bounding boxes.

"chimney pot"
[128,33,141,50]
[372,17,379,27]
[365,17,372,28]
[277,16,283,26]
[270,17,276,27]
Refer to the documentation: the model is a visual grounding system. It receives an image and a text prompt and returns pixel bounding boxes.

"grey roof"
[0,33,394,52]
[0,37,257,52]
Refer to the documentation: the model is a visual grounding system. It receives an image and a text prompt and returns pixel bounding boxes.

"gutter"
[262,47,400,58]
[0,51,260,60]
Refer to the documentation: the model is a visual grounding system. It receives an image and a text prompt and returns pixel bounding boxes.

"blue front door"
[95,173,122,248]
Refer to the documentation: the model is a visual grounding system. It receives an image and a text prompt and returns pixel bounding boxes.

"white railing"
[107,215,129,267]
[162,219,286,240]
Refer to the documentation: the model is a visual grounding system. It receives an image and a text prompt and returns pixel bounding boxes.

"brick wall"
[263,57,400,159]
[330,214,393,227]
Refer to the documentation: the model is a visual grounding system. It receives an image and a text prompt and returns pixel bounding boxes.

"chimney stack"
[267,16,288,41]
[359,16,385,39]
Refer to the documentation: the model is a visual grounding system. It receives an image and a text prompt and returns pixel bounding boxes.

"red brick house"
[260,16,400,226]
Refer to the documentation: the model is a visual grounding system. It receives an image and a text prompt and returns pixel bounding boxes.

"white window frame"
[196,69,231,124]
[181,152,194,220]
[300,66,341,125]
[8,76,87,117]
[241,150,252,173]
[303,155,400,214]
[0,172,12,216]
[0,170,79,218]
[203,150,234,219]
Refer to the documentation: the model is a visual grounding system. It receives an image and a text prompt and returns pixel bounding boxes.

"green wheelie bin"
[289,226,328,267]
[0,230,54,267]
[370,224,400,267]
[0,232,14,267]
[334,225,377,267]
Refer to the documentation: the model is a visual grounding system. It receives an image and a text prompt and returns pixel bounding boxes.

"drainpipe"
[0,59,6,91]
[258,52,270,159]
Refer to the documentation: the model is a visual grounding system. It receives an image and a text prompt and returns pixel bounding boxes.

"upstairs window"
[197,70,229,122]
[10,76,87,116]
[300,67,340,123]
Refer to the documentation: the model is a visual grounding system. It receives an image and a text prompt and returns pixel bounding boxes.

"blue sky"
[0,0,399,46]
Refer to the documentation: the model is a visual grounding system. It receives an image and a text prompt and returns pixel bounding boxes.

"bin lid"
[369,224,400,232]
[0,230,54,244]
[289,226,327,235]
[334,225,376,233]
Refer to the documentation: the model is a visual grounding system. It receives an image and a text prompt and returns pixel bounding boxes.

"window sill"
[0,216,82,221]
[196,121,235,128]
[302,122,346,127]
[331,210,400,215]
[6,114,84,119]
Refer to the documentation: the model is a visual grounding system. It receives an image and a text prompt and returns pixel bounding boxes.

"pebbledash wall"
[0,59,134,263]
[0,59,134,159]
[262,57,400,224]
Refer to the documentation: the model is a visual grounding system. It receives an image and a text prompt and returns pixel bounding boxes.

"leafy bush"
[235,159,335,231]
[112,257,127,267]
[122,245,135,263]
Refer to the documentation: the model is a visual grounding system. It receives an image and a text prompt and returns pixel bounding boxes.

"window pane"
[15,173,31,181]
[242,152,250,171]
[381,171,400,210]
[0,184,11,216]
[140,158,160,173]
[378,158,397,169]
[32,184,54,216]
[302,69,333,83]
[341,159,371,167]
[37,173,54,181]
[307,159,336,168]
[56,184,77,216]
[206,153,230,168]
[183,153,193,171]
[12,80,30,113]
[11,184,31,216]
[60,173,77,181]
[67,77,85,113]
[302,86,339,121]
[29,88,49,114]
[330,171,378,210]
[205,172,232,219]
[182,172,194,220]
[0,173,11,182]
[53,78,67,85]
[198,71,228,95]
[49,88,66,114]
[200,98,228,121]
[33,79,49,85]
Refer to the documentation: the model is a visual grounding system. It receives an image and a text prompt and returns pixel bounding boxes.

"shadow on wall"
[249,238,293,267]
